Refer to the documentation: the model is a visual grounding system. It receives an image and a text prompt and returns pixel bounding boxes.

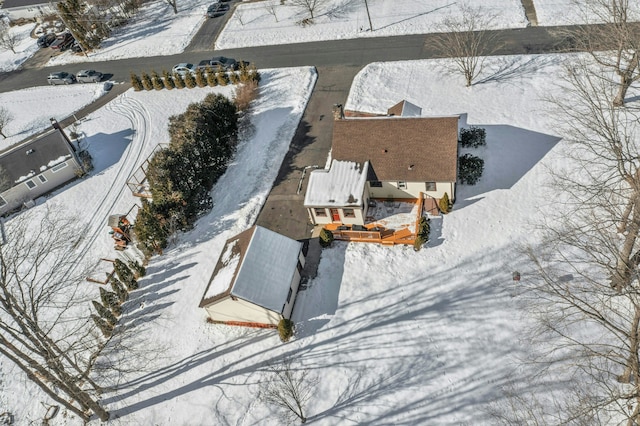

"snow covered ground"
[0,0,612,71]
[1,51,607,423]
[0,21,38,72]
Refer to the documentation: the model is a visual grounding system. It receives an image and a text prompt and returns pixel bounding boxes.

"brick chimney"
[332,104,344,120]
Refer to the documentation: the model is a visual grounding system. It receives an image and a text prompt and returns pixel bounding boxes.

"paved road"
[0,24,578,245]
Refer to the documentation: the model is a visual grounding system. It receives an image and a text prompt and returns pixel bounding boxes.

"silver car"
[76,69,103,83]
[47,72,76,85]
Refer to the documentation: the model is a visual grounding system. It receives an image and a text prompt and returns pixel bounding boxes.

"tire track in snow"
[72,95,151,261]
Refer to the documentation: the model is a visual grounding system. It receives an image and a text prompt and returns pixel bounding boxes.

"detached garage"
[199,226,305,328]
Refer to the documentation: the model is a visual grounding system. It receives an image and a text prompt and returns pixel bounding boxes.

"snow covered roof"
[200,226,302,314]
[0,126,77,186]
[304,160,369,207]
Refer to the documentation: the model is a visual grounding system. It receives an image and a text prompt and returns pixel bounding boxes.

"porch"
[321,194,438,246]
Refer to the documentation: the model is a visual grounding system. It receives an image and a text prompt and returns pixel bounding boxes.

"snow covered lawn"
[0,21,38,72]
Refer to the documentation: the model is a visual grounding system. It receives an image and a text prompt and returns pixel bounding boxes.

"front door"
[330,208,340,222]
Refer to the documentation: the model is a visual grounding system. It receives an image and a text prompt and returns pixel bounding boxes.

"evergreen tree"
[238,62,251,83]
[184,71,197,89]
[92,300,117,327]
[130,72,143,91]
[91,314,113,338]
[229,70,240,85]
[141,72,153,90]
[110,276,128,303]
[163,70,175,90]
[216,67,229,86]
[133,199,169,255]
[114,259,135,288]
[194,68,207,87]
[319,228,334,248]
[439,192,450,214]
[206,66,217,87]
[151,70,165,90]
[99,288,121,316]
[173,72,185,89]
[248,64,261,83]
[128,260,146,279]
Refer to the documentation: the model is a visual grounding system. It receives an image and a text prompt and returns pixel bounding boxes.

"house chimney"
[332,104,345,120]
[50,118,60,130]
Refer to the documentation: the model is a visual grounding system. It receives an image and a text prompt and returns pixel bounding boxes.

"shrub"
[140,72,153,90]
[459,126,486,148]
[163,70,175,89]
[110,276,128,303]
[414,216,430,251]
[129,260,146,278]
[413,234,427,251]
[184,72,197,88]
[91,314,113,338]
[151,70,164,90]
[206,66,218,87]
[319,228,334,248]
[130,72,143,91]
[278,318,294,342]
[439,192,450,214]
[114,258,139,291]
[173,72,185,89]
[194,68,207,87]
[228,70,240,85]
[216,67,229,86]
[92,300,117,327]
[233,80,258,112]
[458,153,484,185]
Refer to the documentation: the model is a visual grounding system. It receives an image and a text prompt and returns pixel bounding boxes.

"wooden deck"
[324,195,428,246]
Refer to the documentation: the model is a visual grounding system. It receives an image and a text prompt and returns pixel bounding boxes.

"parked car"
[197,56,238,71]
[47,72,76,85]
[37,33,56,48]
[76,69,103,83]
[50,33,75,51]
[70,42,83,53]
[172,63,196,76]
[206,2,229,18]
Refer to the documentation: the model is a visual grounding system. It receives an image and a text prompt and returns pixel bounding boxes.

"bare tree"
[564,0,640,106]
[0,107,12,139]
[288,0,326,20]
[164,0,178,14]
[515,61,640,424]
[0,210,110,421]
[265,3,279,22]
[0,23,18,54]
[425,4,502,86]
[258,358,318,424]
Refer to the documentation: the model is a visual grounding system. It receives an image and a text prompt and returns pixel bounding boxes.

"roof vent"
[408,164,414,170]
[383,149,388,153]
[26,149,35,155]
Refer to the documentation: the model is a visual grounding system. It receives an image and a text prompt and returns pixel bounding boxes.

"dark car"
[50,33,75,51]
[206,2,229,18]
[37,33,56,48]
[197,56,238,71]
[47,72,76,85]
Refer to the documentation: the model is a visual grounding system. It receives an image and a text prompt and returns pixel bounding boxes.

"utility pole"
[364,0,373,31]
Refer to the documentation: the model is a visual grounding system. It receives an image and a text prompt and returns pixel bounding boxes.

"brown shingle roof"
[331,116,459,182]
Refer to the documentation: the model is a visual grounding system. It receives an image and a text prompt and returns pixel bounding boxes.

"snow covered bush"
[439,192,450,214]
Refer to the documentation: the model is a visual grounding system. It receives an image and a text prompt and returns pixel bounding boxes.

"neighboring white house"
[0,119,83,215]
[1,0,54,20]
[199,225,306,328]
[304,103,459,226]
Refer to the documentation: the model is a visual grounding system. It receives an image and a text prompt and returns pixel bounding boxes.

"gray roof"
[231,226,302,313]
[0,127,75,185]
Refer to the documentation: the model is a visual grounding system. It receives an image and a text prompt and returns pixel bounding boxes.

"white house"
[304,103,459,226]
[199,226,306,328]
[1,0,54,20]
[0,120,83,215]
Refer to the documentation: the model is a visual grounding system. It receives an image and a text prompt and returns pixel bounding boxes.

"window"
[398,181,407,189]
[286,288,293,303]
[370,181,382,187]
[51,162,67,172]
[38,175,48,183]
[297,259,303,274]
[0,196,6,208]
[425,182,436,191]
[343,208,355,218]
[25,180,36,190]
[314,208,327,217]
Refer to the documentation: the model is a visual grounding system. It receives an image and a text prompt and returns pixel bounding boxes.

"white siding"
[205,296,282,326]
[368,181,455,200]
[281,268,302,320]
